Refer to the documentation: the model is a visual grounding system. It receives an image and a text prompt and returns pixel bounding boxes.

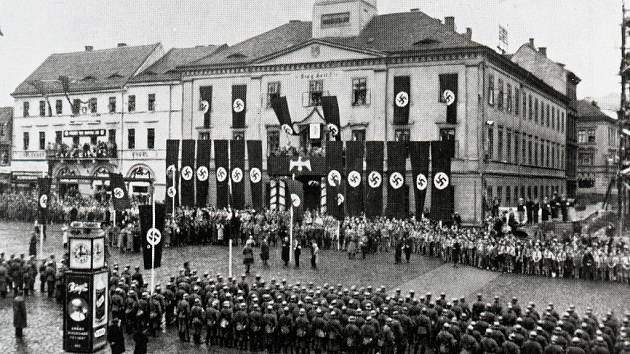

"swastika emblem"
[368,171,382,188]
[389,172,404,190]
[336,193,345,206]
[233,98,245,113]
[442,89,456,106]
[231,167,243,183]
[197,166,208,182]
[146,228,162,246]
[433,172,450,190]
[347,171,361,188]
[167,186,176,198]
[181,166,193,181]
[113,187,125,199]
[39,194,48,209]
[216,167,227,182]
[395,91,409,108]
[415,173,428,191]
[200,100,210,113]
[282,124,294,135]
[327,123,339,137]
[166,164,176,177]
[291,194,301,208]
[250,168,262,183]
[327,170,341,187]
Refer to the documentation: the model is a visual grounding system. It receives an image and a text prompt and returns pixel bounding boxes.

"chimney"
[465,27,472,40]
[539,47,547,57]
[410,8,419,12]
[444,16,455,32]
[85,45,94,52]
[528,38,535,48]
[117,43,127,47]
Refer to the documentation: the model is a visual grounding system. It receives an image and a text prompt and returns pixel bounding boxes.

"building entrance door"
[303,180,321,213]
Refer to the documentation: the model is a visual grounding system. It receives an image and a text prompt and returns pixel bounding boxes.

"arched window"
[128,165,152,203]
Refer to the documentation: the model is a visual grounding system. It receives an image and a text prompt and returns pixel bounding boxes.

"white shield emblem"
[39,194,48,209]
[196,166,209,182]
[415,173,428,191]
[327,170,342,187]
[200,100,210,113]
[327,123,339,137]
[166,164,176,177]
[167,186,177,198]
[233,98,245,113]
[291,194,301,208]
[231,167,243,183]
[216,167,228,182]
[433,172,450,190]
[249,168,262,183]
[368,171,382,188]
[347,171,361,188]
[395,91,409,108]
[113,187,125,199]
[336,193,345,206]
[181,166,193,181]
[389,172,404,190]
[442,89,456,106]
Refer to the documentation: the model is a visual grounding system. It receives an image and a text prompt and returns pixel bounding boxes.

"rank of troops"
[0,252,66,301]
[107,263,630,354]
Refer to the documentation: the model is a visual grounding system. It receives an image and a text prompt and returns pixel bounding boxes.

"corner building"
[178,0,572,224]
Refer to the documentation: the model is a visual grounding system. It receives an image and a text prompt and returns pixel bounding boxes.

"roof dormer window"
[321,12,350,27]
[227,53,248,59]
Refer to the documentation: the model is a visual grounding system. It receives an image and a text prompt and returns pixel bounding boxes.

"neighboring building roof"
[576,100,617,124]
[131,44,226,82]
[510,43,568,94]
[0,107,13,123]
[12,43,161,96]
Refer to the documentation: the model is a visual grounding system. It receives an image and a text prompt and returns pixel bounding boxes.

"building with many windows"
[575,100,618,196]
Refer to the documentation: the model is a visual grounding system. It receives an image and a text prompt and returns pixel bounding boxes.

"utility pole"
[619,0,628,238]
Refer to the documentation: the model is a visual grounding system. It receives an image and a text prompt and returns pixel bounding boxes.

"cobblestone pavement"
[0,222,628,353]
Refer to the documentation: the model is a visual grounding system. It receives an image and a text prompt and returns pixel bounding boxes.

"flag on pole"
[109,172,131,211]
[285,179,304,222]
[37,177,51,224]
[139,203,165,269]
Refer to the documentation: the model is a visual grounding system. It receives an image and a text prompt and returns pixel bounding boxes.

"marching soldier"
[327,310,343,354]
[263,304,278,353]
[0,261,8,298]
[295,308,311,354]
[190,298,205,344]
[205,299,220,346]
[177,293,191,342]
[219,300,234,347]
[136,292,150,334]
[311,308,327,354]
[234,302,249,350]
[164,283,176,326]
[45,260,55,298]
[132,266,144,288]
[249,303,264,351]
[344,315,361,354]
[148,292,163,337]
[111,288,125,328]
[278,306,294,354]
[124,290,138,334]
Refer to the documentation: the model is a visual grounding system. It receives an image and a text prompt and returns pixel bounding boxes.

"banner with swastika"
[196,139,211,207]
[326,141,344,219]
[214,140,230,209]
[108,172,131,211]
[393,76,410,125]
[139,203,165,269]
[247,140,263,211]
[165,139,179,214]
[232,85,247,129]
[345,141,364,216]
[180,139,196,207]
[365,141,384,217]
[230,139,245,210]
[439,74,458,124]
[386,141,408,218]
[430,140,455,222]
[409,141,430,220]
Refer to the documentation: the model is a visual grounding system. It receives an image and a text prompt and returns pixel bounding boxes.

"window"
[72,136,79,146]
[23,101,30,117]
[90,135,97,145]
[486,186,493,200]
[128,95,136,112]
[267,129,280,155]
[108,129,116,143]
[148,94,156,111]
[497,126,504,161]
[267,82,281,107]
[321,12,350,26]
[515,87,520,115]
[546,104,550,127]
[395,128,410,142]
[506,129,512,163]
[514,131,519,164]
[528,136,532,165]
[534,137,539,165]
[232,130,245,141]
[497,79,504,110]
[72,99,81,115]
[561,112,565,133]
[308,80,323,106]
[522,134,527,165]
[23,132,29,150]
[55,131,62,144]
[551,107,555,130]
[39,100,46,117]
[534,98,538,123]
[487,126,494,160]
[497,186,503,204]
[488,74,495,105]
[352,78,368,106]
[578,129,596,144]
[199,132,210,140]
[128,128,135,149]
[108,97,116,113]
[56,100,63,115]
[506,186,511,205]
[528,95,533,120]
[0,146,9,165]
[351,129,366,141]
[147,128,155,149]
[39,132,45,150]
[439,128,455,141]
[89,97,97,113]
[527,186,532,199]
[533,186,538,199]
[506,83,512,113]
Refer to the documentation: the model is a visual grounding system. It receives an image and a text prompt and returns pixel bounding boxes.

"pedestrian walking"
[260,237,270,267]
[13,290,27,338]
[28,229,37,257]
[294,240,301,268]
[243,242,254,275]
[311,241,319,270]
[107,317,126,354]
[281,237,290,267]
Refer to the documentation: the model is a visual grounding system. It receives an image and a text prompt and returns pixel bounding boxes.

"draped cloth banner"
[365,141,384,218]
[271,96,296,135]
[37,177,51,224]
[165,139,179,214]
[386,141,407,219]
[345,141,364,216]
[196,139,211,207]
[180,139,196,207]
[409,142,430,220]
[393,76,411,125]
[230,139,245,210]
[430,140,455,221]
[199,86,213,128]
[439,74,458,124]
[321,96,341,140]
[139,203,165,270]
[285,179,304,222]
[326,141,344,219]
[232,85,247,129]
[108,172,131,211]
[247,140,263,211]
[214,140,230,209]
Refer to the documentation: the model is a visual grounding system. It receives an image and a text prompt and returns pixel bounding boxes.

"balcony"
[45,142,118,161]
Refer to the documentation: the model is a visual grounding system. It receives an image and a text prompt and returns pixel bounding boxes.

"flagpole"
[336,219,340,251]
[172,170,175,222]
[151,190,156,294]
[290,206,294,263]
[228,238,233,278]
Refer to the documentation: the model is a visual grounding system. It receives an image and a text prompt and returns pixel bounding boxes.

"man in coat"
[107,317,126,354]
[13,290,27,338]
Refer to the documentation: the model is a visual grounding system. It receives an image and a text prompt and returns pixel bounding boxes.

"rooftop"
[131,44,226,82]
[576,100,617,123]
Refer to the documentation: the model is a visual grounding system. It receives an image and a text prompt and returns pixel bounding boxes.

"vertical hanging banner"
[180,139,196,207]
[345,141,364,216]
[108,173,131,211]
[439,74,458,124]
[409,142,430,219]
[271,96,296,135]
[430,140,455,221]
[139,203,165,269]
[232,85,247,129]
[214,140,230,210]
[386,142,407,218]
[365,141,384,218]
[230,139,245,210]
[247,140,263,211]
[326,141,344,219]
[165,139,179,214]
[37,177,51,224]
[199,86,213,128]
[393,76,411,125]
[285,179,304,222]
[196,139,211,207]
[321,96,341,140]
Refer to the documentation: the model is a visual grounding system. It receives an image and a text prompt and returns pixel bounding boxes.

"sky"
[0,0,622,107]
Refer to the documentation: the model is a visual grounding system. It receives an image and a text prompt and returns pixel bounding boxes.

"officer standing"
[294,240,302,269]
[13,290,27,338]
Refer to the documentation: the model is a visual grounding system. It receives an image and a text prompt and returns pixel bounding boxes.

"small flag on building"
[109,173,131,211]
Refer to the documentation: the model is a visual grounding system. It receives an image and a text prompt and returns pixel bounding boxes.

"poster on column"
[165,139,179,214]
[214,140,229,210]
[326,141,344,219]
[180,140,196,207]
[230,139,245,209]
[386,141,407,219]
[196,139,211,207]
[63,272,92,352]
[409,142,430,220]
[247,140,263,211]
[345,141,364,216]
[365,141,384,218]
[92,270,108,350]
